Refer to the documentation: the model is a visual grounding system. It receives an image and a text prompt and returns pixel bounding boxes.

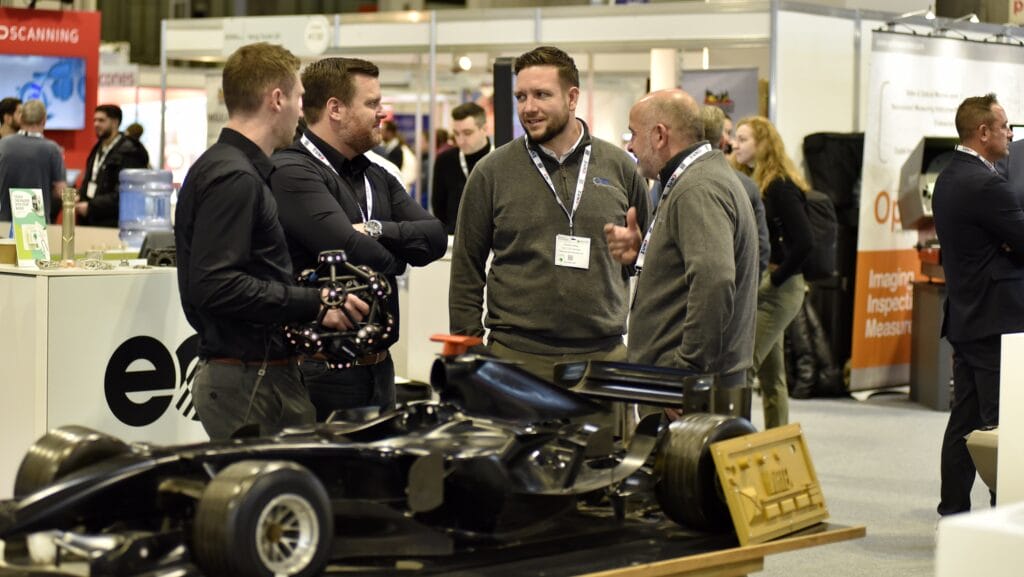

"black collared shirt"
[270,129,447,348]
[175,128,320,360]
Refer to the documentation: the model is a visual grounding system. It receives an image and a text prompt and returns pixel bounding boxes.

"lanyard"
[459,140,494,178]
[17,130,42,138]
[636,143,712,271]
[955,144,997,173]
[301,134,374,223]
[526,141,592,235]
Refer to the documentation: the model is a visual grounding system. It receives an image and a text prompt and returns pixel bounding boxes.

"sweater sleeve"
[448,157,494,338]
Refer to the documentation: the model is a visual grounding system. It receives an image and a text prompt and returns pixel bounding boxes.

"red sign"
[0,8,101,179]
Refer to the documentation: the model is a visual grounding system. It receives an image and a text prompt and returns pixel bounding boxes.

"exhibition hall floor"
[750,391,989,577]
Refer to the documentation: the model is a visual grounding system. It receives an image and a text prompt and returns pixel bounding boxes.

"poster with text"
[9,187,49,266]
[851,32,1024,390]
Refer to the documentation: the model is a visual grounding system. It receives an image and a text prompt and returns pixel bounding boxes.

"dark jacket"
[80,134,149,227]
[933,150,1024,342]
[271,132,447,346]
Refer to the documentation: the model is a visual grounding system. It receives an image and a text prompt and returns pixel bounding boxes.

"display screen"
[0,55,86,130]
[1013,124,1024,142]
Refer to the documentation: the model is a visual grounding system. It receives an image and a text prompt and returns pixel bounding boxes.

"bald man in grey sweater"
[606,90,758,379]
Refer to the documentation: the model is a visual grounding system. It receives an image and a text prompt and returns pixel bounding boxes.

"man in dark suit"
[76,104,149,227]
[932,93,1024,516]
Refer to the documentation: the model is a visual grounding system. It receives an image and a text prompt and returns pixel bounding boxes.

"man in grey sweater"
[605,89,758,382]
[450,46,650,381]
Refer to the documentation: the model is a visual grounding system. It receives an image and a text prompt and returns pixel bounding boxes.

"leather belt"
[300,350,389,367]
[354,350,389,366]
[207,356,298,367]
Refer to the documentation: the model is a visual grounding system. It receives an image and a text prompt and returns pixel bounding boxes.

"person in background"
[732,115,813,429]
[0,99,65,223]
[0,98,22,139]
[933,93,1024,516]
[175,42,366,441]
[379,120,418,193]
[432,102,493,234]
[271,57,446,418]
[702,105,770,276]
[450,45,649,382]
[605,89,758,381]
[77,105,149,227]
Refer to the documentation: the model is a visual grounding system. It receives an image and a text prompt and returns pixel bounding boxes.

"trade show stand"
[0,264,206,499]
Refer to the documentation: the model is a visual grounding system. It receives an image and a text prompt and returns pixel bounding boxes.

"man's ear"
[566,85,580,112]
[326,97,345,121]
[269,87,285,112]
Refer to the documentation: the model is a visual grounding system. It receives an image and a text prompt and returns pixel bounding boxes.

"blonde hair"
[732,116,808,194]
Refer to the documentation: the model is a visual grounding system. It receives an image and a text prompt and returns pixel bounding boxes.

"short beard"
[524,113,569,145]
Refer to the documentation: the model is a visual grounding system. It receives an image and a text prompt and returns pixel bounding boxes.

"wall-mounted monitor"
[0,55,86,130]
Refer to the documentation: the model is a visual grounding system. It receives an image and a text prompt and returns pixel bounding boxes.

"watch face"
[367,220,382,238]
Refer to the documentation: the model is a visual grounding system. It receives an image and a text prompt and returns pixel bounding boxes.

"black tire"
[192,461,333,577]
[14,426,130,498]
[654,413,756,531]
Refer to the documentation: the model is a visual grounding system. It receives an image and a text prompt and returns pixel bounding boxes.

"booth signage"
[851,32,1024,390]
[104,335,199,427]
[221,15,331,58]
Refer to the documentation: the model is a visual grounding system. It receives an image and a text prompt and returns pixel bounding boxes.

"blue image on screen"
[0,55,86,130]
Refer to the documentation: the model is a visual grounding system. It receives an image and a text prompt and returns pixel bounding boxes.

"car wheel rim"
[255,493,320,575]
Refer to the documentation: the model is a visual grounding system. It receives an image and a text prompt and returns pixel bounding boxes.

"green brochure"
[8,188,50,266]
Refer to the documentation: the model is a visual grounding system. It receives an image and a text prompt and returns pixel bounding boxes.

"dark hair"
[95,104,124,124]
[451,102,486,126]
[0,97,21,122]
[514,46,579,89]
[301,57,380,124]
[955,93,999,141]
[222,42,300,117]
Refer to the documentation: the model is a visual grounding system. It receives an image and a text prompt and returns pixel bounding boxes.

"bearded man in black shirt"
[271,57,446,419]
[175,43,367,440]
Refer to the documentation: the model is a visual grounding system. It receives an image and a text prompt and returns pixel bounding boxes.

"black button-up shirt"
[270,129,447,349]
[175,128,320,360]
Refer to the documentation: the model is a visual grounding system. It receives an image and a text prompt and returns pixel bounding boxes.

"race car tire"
[654,413,756,531]
[193,460,333,577]
[14,426,130,498]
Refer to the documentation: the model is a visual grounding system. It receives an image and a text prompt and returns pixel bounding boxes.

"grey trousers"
[192,359,316,440]
[752,271,806,429]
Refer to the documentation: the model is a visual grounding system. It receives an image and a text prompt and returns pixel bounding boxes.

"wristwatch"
[365,219,383,239]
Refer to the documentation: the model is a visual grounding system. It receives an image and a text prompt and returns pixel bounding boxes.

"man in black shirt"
[77,104,149,227]
[271,57,446,419]
[175,43,365,440]
[431,102,492,234]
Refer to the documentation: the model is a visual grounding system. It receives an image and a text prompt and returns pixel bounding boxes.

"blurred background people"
[732,115,813,429]
[0,98,22,139]
[432,102,493,234]
[0,99,65,223]
[77,104,150,227]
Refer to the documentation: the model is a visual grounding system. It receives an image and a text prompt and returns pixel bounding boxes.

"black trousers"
[938,335,1000,516]
[300,355,396,422]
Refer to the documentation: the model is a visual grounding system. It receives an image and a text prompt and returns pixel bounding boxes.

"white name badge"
[555,234,591,270]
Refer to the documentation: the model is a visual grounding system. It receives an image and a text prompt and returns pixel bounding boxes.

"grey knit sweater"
[449,122,650,354]
[627,147,758,374]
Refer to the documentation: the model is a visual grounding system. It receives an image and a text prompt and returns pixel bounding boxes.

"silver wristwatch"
[365,219,383,239]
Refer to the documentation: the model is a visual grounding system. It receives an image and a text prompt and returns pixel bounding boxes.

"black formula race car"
[0,355,755,577]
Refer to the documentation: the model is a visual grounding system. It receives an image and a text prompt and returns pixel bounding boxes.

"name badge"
[555,234,591,269]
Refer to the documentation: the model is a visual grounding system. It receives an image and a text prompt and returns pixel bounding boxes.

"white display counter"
[0,264,206,499]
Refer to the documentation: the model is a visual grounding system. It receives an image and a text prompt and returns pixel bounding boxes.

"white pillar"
[649,48,678,92]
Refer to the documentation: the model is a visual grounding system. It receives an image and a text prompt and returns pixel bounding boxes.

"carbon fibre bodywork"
[0,355,699,577]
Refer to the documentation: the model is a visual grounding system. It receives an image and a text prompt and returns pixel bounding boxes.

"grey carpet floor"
[745,392,992,577]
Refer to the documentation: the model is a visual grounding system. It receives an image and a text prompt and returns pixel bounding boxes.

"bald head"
[627,89,705,179]
[634,89,704,145]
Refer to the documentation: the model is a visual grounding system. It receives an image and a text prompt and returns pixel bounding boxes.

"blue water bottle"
[119,169,173,249]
